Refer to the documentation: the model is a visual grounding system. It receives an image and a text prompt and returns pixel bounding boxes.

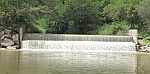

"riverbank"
[137,37,150,53]
[0,29,20,49]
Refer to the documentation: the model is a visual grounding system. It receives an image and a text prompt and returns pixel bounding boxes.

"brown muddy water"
[0,50,149,74]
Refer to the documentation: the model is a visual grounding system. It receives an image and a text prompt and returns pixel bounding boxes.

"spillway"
[22,34,136,51]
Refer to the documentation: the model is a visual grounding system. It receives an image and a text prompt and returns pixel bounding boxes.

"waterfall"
[22,34,136,51]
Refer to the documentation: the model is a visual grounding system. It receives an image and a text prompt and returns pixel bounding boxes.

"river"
[0,50,149,74]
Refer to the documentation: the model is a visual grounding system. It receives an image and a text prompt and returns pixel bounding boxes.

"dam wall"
[23,34,134,42]
[22,33,136,51]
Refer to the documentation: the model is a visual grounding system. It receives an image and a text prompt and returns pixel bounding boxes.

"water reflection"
[0,51,20,74]
[137,53,150,74]
[0,50,149,74]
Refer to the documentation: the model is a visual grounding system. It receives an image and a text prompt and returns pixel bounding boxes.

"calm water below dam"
[0,50,150,74]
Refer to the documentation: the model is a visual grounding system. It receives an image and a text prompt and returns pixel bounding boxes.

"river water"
[0,50,150,74]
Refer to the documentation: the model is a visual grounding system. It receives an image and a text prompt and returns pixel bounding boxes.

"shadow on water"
[0,50,149,74]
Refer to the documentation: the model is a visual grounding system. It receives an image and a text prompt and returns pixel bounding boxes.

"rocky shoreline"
[137,38,150,53]
[138,45,150,53]
[0,29,19,49]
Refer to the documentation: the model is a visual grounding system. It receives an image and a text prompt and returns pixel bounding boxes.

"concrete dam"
[22,34,136,51]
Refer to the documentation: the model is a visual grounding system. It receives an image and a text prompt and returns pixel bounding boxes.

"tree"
[48,0,109,34]
[103,0,142,28]
[0,0,59,33]
[138,0,150,35]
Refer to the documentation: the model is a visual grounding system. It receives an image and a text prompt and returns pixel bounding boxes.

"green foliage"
[97,21,129,35]
[0,0,149,36]
[138,0,150,35]
[103,0,142,28]
[0,0,58,33]
[143,38,150,45]
[103,0,141,19]
[33,18,49,33]
[47,0,107,34]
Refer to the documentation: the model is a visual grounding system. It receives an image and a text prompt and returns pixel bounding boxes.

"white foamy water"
[22,40,136,51]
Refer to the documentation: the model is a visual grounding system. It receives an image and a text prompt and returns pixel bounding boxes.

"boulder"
[12,34,19,42]
[138,40,145,46]
[1,38,14,47]
[7,46,16,49]
[139,45,150,53]
[0,29,20,49]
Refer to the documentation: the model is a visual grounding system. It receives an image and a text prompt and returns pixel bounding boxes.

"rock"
[14,45,20,49]
[4,29,11,34]
[7,46,16,49]
[139,45,150,53]
[138,36,143,39]
[138,40,145,46]
[0,48,6,50]
[1,38,14,47]
[0,29,20,49]
[0,31,4,37]
[12,34,18,41]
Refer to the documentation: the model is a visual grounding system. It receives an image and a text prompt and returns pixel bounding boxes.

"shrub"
[97,21,129,35]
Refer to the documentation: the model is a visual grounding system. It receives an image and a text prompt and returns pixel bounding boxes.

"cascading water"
[22,34,136,51]
[23,34,134,42]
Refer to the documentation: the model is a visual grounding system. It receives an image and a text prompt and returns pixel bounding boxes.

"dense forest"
[0,0,149,36]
